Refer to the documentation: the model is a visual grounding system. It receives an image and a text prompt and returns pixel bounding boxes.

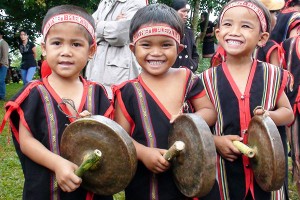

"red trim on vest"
[222,61,257,198]
[114,83,136,136]
[138,76,173,119]
[0,81,43,142]
[85,191,94,200]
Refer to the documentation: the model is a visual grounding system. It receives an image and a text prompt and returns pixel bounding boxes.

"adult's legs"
[0,65,8,99]
[21,69,28,85]
[26,66,36,83]
[21,66,36,85]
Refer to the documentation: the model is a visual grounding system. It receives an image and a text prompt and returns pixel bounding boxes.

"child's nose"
[230,26,241,36]
[61,45,72,56]
[150,46,163,56]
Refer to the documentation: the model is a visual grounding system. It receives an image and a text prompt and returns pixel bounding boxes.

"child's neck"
[225,55,253,70]
[225,56,253,94]
[48,74,82,95]
[47,73,83,112]
[140,69,171,85]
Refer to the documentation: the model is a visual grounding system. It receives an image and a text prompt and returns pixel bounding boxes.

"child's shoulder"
[170,67,190,78]
[112,78,139,96]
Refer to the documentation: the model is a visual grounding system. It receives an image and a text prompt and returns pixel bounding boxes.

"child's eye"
[223,23,231,27]
[140,43,150,47]
[162,43,172,48]
[73,43,82,47]
[242,24,251,29]
[51,41,60,45]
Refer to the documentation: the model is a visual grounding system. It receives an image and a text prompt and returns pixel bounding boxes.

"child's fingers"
[79,110,91,118]
[62,176,82,192]
[71,174,82,185]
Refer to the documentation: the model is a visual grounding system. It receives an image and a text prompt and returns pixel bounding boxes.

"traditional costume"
[173,26,199,73]
[253,40,285,68]
[199,60,289,200]
[0,77,113,200]
[282,36,300,189]
[113,69,205,200]
[270,8,300,43]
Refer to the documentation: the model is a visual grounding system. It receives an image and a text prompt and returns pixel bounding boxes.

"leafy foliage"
[0,0,228,66]
[0,0,99,52]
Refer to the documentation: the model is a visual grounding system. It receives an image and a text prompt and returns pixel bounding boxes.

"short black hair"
[171,0,187,11]
[129,3,184,42]
[42,5,95,45]
[0,30,4,36]
[218,0,272,33]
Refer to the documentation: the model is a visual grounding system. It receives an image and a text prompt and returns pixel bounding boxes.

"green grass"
[0,83,299,200]
[0,83,24,200]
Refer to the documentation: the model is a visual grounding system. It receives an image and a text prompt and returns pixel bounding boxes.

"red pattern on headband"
[220,1,267,32]
[133,26,181,44]
[43,14,95,40]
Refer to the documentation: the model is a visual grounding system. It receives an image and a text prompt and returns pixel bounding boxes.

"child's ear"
[177,44,184,54]
[129,43,135,54]
[88,43,97,59]
[41,42,47,56]
[215,28,220,42]
[257,32,269,47]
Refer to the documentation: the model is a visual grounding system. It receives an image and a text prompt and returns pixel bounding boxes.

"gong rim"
[248,115,286,191]
[60,116,137,195]
[169,113,216,197]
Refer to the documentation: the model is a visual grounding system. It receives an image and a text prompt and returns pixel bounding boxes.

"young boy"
[113,4,217,200]
[1,5,113,200]
[199,0,294,199]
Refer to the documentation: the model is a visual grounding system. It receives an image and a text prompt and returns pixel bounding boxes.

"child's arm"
[269,50,281,67]
[254,92,294,126]
[114,100,169,174]
[191,93,217,126]
[19,122,82,192]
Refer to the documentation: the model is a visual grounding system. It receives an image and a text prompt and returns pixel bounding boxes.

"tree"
[0,0,99,53]
[1,0,228,65]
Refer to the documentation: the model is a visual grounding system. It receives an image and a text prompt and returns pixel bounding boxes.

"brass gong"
[248,115,286,191]
[60,115,137,195]
[168,113,217,197]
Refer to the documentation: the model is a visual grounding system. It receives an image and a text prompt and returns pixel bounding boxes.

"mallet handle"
[233,141,255,158]
[164,141,185,161]
[75,149,102,177]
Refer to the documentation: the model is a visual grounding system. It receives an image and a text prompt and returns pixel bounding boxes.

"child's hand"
[141,147,170,174]
[54,157,82,192]
[253,106,269,116]
[79,110,91,118]
[214,135,243,162]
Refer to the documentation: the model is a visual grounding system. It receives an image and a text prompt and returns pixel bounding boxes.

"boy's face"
[41,22,95,79]
[130,34,184,77]
[215,6,269,59]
